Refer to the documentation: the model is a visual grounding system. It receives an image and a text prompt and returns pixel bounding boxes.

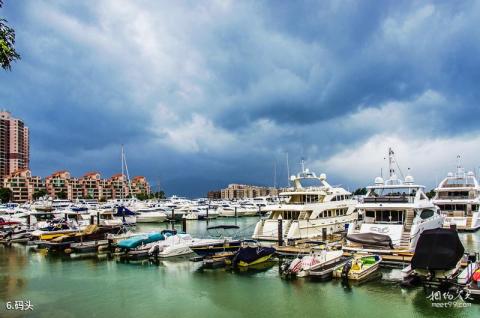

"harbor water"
[1,217,479,318]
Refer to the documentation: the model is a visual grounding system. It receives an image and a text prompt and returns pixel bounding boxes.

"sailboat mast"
[123,147,133,198]
[121,145,124,200]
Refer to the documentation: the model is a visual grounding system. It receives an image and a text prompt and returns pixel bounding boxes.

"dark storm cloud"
[1,0,480,196]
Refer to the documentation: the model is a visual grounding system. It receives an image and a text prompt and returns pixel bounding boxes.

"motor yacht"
[345,149,444,253]
[252,162,358,241]
[433,160,480,231]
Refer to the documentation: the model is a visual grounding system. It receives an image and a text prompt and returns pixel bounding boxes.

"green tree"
[98,196,107,203]
[0,187,12,203]
[149,191,165,199]
[353,187,367,196]
[33,189,48,200]
[426,189,436,199]
[136,193,149,201]
[0,0,21,70]
[57,190,68,200]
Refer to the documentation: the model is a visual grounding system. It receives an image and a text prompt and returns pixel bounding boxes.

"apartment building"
[0,111,29,183]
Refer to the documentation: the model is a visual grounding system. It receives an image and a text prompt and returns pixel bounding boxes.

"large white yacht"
[345,149,444,253]
[433,159,480,232]
[252,163,358,241]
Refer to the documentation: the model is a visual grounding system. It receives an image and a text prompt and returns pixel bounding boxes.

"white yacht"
[252,163,358,241]
[134,204,168,223]
[433,160,480,231]
[345,149,444,253]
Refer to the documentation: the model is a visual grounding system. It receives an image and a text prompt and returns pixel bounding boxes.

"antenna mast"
[388,147,395,179]
[286,152,290,186]
[273,160,277,188]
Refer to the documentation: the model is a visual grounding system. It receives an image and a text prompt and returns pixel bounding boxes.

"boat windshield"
[280,194,324,204]
[298,178,323,188]
[370,187,418,197]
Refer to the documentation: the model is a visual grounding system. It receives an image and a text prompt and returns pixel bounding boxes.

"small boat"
[466,265,480,300]
[36,225,121,253]
[117,231,169,250]
[135,207,168,223]
[402,228,464,287]
[189,225,242,256]
[230,240,276,268]
[333,254,382,280]
[202,252,235,269]
[0,217,21,228]
[148,234,195,258]
[282,248,345,278]
[70,240,110,254]
[30,220,81,241]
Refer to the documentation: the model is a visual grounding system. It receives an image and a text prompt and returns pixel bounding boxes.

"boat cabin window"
[287,194,322,204]
[419,209,435,219]
[331,195,350,201]
[371,187,417,197]
[437,204,467,212]
[270,210,302,220]
[364,210,403,224]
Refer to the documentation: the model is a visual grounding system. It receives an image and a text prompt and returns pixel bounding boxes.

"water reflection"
[0,219,478,317]
[0,245,28,301]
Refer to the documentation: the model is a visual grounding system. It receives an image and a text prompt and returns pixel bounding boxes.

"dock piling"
[97,212,100,225]
[235,206,237,218]
[182,218,187,233]
[278,219,283,246]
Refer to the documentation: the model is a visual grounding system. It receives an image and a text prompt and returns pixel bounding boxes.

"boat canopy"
[411,228,464,271]
[115,206,136,216]
[346,233,393,248]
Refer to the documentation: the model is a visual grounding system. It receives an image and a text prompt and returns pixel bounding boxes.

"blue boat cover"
[117,232,164,249]
[115,206,136,216]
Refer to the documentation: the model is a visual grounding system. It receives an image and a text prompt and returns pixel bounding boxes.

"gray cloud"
[1,0,480,196]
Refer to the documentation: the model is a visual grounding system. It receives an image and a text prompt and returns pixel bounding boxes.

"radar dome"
[404,175,414,184]
[374,177,384,185]
[319,173,327,180]
[447,172,454,177]
[467,171,475,176]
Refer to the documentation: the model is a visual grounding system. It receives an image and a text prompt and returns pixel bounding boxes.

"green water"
[1,218,479,318]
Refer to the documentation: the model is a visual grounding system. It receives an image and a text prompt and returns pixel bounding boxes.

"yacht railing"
[441,183,475,188]
[363,196,411,203]
[436,195,474,200]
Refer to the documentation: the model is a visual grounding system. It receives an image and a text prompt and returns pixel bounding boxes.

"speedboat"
[282,248,345,278]
[31,220,81,241]
[189,225,242,256]
[333,254,382,281]
[253,162,358,241]
[135,207,168,223]
[433,160,480,232]
[117,231,171,250]
[345,148,444,253]
[147,234,223,258]
[402,228,465,287]
[230,240,276,268]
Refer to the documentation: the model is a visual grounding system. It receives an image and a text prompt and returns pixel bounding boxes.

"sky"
[1,0,480,197]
